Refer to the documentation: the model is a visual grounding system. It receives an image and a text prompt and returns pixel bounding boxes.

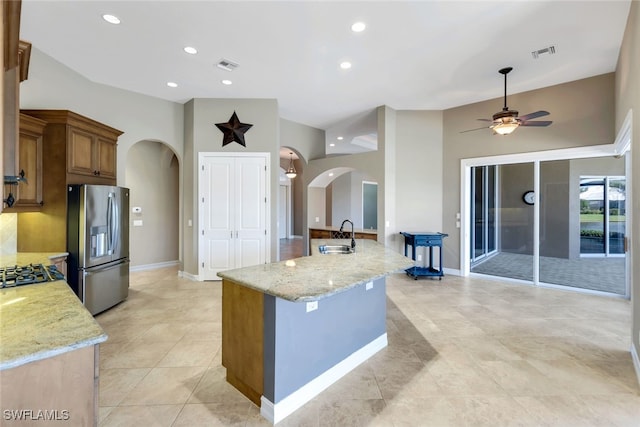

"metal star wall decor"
[215,111,253,147]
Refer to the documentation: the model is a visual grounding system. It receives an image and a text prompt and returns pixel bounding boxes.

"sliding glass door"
[469,156,626,296]
[470,165,497,263]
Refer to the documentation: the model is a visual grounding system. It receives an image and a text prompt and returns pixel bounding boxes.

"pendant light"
[285,152,297,179]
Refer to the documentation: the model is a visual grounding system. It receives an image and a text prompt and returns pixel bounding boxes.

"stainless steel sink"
[318,244,354,254]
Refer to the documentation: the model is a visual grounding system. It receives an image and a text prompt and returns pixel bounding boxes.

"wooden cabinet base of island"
[0,344,99,426]
[221,277,387,424]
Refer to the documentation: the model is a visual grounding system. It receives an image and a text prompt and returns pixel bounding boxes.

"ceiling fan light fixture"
[492,121,519,135]
[285,152,297,179]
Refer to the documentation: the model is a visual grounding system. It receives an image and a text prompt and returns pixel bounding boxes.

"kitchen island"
[0,253,107,426]
[217,239,413,424]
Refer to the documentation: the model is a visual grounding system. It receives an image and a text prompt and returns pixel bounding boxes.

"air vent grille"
[216,59,239,71]
[531,46,556,59]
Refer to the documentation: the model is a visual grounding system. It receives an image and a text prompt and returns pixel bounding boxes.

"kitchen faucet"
[339,219,356,250]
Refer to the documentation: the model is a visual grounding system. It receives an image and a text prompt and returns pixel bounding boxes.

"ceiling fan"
[461,67,552,135]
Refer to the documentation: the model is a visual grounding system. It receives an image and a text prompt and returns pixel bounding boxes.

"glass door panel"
[608,177,625,255]
[471,163,532,282]
[539,159,625,295]
[580,177,605,254]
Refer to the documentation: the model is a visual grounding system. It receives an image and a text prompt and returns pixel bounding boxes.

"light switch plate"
[133,220,143,227]
[306,301,318,312]
[365,281,373,290]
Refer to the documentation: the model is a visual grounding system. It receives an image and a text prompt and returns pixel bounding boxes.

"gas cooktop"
[0,264,65,288]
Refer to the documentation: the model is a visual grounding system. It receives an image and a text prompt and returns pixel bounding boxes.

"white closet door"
[201,157,235,280]
[200,153,268,281]
[234,156,267,269]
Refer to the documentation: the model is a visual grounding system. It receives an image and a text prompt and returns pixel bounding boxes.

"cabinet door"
[14,127,43,208]
[96,137,117,179]
[68,126,96,176]
[4,114,45,211]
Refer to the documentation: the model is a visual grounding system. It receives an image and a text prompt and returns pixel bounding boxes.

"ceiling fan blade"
[460,126,490,133]
[518,110,550,122]
[520,120,552,127]
[476,118,493,122]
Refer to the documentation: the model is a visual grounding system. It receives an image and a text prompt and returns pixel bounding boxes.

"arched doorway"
[125,140,180,270]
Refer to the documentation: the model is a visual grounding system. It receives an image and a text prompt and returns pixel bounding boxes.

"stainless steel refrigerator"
[67,184,130,315]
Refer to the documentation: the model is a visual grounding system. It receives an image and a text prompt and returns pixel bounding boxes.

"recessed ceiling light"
[351,22,366,32]
[183,46,197,55]
[340,61,352,70]
[329,143,335,147]
[167,82,178,88]
[337,136,344,140]
[329,173,334,177]
[221,79,233,85]
[102,14,121,24]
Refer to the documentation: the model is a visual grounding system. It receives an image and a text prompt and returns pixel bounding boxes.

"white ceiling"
[20,1,631,156]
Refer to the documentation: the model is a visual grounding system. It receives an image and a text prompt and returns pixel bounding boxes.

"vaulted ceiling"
[20,1,631,155]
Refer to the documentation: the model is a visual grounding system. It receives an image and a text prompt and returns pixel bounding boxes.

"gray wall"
[20,48,185,269]
[614,0,639,368]
[126,140,179,268]
[182,98,280,275]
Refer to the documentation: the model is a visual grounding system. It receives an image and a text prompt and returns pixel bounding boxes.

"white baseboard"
[178,270,201,281]
[130,260,180,272]
[443,267,461,276]
[632,342,640,388]
[260,333,387,424]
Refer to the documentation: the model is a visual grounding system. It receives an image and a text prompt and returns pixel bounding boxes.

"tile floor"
[96,265,640,426]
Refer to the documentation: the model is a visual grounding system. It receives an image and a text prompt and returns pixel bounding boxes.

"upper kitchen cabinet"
[16,110,123,252]
[21,110,122,185]
[67,126,117,181]
[3,113,47,211]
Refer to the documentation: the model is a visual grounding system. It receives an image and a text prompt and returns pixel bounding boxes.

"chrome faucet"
[339,219,356,250]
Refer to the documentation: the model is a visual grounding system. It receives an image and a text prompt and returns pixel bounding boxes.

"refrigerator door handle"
[107,192,116,255]
[112,192,120,253]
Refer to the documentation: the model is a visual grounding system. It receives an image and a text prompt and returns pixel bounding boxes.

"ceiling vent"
[216,58,239,71]
[531,46,556,59]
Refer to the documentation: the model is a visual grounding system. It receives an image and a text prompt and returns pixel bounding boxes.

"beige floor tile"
[101,340,177,369]
[316,398,387,427]
[99,404,182,427]
[187,366,254,405]
[95,264,640,426]
[99,368,151,406]
[156,339,219,368]
[121,366,206,405]
[172,403,252,427]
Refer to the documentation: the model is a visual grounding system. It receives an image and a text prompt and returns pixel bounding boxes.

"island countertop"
[0,253,107,371]
[216,239,414,302]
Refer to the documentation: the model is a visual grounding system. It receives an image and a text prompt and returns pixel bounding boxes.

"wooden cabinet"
[16,110,123,252]
[68,126,117,180]
[21,110,122,185]
[49,253,68,277]
[3,113,46,211]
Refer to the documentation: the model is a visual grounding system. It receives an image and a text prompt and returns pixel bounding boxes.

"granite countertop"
[0,251,69,267]
[0,253,107,371]
[217,239,414,302]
